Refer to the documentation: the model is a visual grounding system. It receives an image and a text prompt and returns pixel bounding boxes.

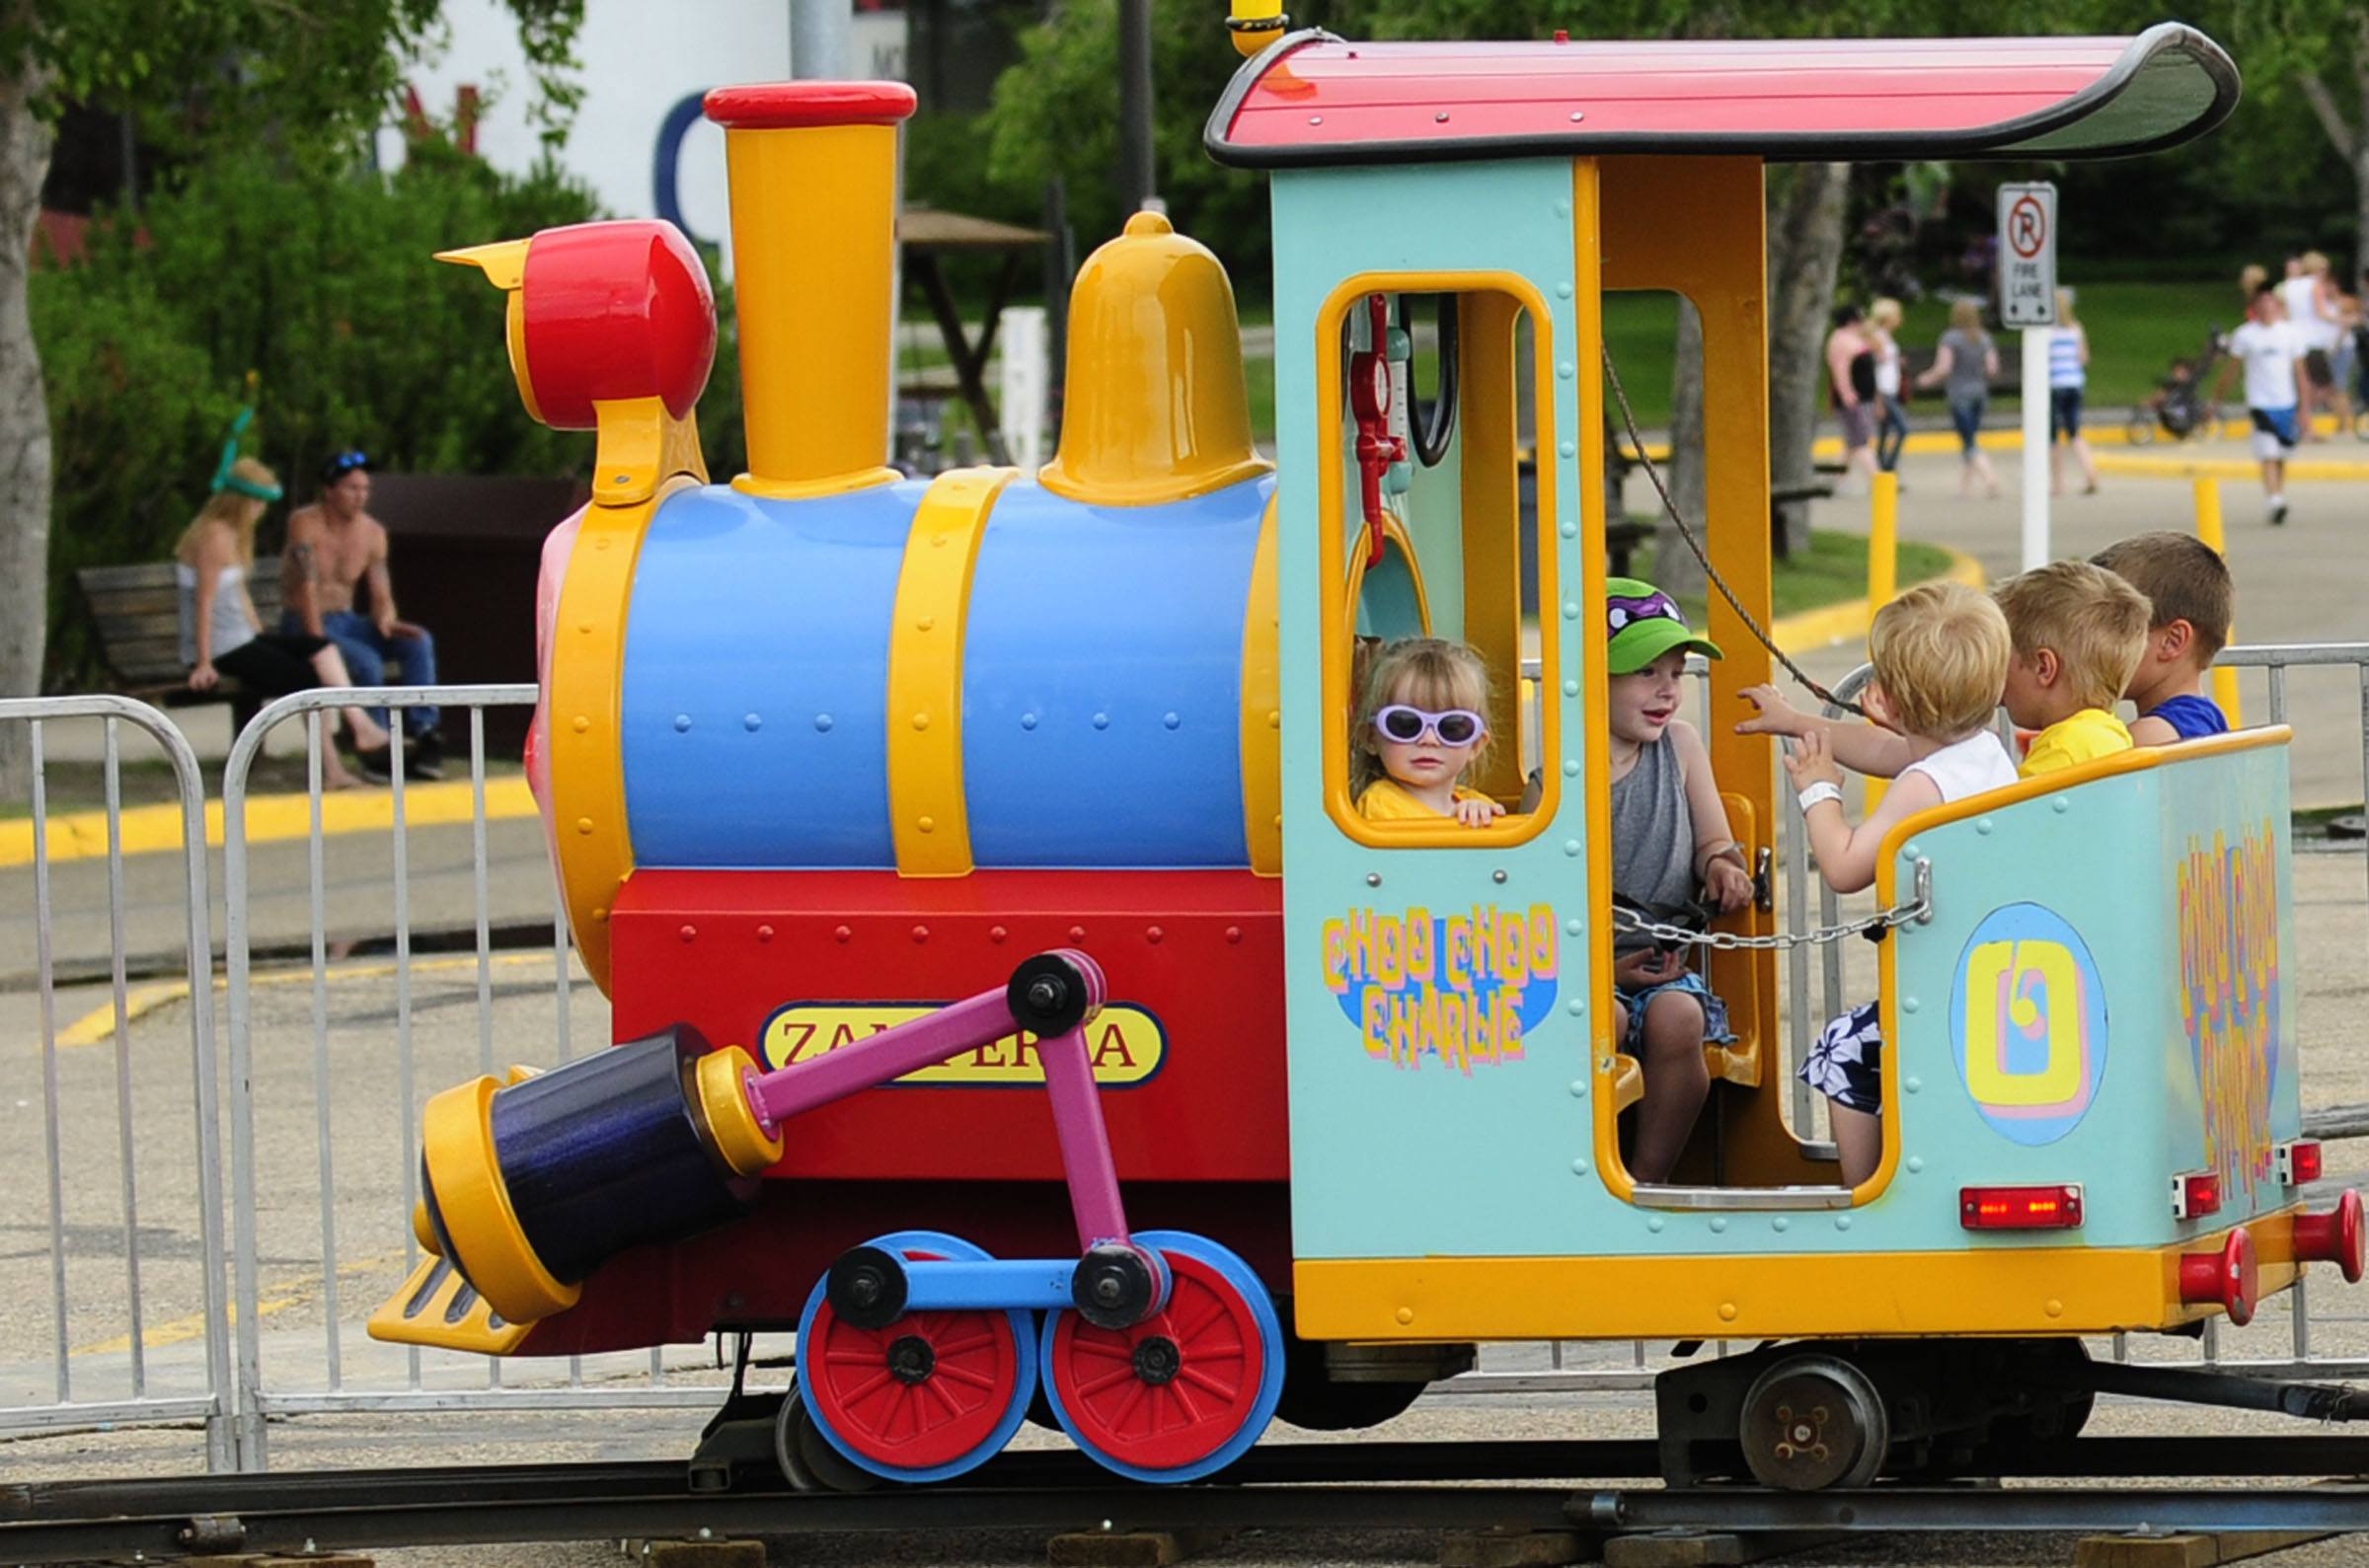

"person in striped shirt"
[2048,288,2101,496]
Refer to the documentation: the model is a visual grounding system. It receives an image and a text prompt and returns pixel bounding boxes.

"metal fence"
[0,696,233,1465]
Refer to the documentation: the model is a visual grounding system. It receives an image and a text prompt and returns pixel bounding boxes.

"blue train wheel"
[1040,1229,1283,1483]
[796,1230,1036,1484]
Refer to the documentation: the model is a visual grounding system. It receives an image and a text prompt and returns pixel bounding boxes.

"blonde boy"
[1992,560,2152,777]
[2090,533,2234,744]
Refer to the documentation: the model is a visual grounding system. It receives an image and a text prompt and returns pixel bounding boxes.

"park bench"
[76,561,290,729]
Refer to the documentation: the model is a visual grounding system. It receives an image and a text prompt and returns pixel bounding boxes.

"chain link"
[1612,859,1933,951]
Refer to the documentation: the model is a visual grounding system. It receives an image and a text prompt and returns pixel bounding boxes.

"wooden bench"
[76,561,287,728]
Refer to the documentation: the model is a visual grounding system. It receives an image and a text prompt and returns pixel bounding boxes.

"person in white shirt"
[2278,251,2342,440]
[2217,283,2308,524]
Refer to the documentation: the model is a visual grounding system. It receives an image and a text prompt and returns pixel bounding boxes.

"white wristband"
[1796,781,1843,811]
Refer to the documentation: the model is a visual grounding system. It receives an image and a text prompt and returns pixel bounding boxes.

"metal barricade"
[0,696,233,1464]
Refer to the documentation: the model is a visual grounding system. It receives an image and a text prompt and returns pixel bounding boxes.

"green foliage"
[33,142,602,685]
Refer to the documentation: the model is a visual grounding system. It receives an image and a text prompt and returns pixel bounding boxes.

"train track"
[8,1438,2369,1563]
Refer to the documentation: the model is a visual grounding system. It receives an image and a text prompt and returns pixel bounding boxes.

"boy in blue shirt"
[2091,532,2234,744]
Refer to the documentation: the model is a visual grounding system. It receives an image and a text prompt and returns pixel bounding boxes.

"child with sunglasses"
[1350,638,1506,829]
[1604,578,1753,1183]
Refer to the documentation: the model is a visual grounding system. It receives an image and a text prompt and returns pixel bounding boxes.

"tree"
[2276,10,2369,273]
[0,0,583,797]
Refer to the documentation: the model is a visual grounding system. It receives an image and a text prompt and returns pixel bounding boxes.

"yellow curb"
[73,1251,402,1358]
[1768,546,1988,652]
[1812,412,2357,462]
[46,951,558,1050]
[2094,450,2369,483]
[0,776,540,869]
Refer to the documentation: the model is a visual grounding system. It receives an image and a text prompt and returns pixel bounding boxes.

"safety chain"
[1611,859,1933,950]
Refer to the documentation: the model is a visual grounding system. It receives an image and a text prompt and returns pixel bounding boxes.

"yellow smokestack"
[703,83,916,499]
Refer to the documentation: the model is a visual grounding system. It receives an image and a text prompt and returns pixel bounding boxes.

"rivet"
[1146,926,1164,943]
[1266,709,1281,728]
[1069,925,1087,941]
[1773,1217,1790,1232]
[1565,759,1581,777]
[1434,111,1449,122]
[1308,114,1323,125]
[1599,1057,1614,1073]
[678,925,696,942]
[572,714,590,733]
[1976,817,1995,836]
[1568,1079,1587,1096]
[1835,1215,1854,1232]
[577,620,593,634]
[1901,842,1920,859]
[931,533,947,547]
[1718,1302,1737,1321]
[756,925,774,942]
[612,473,631,485]
[1492,868,1508,884]
[2045,1299,2065,1318]
[1905,1076,1923,1094]
[1555,199,1571,217]
[1710,1216,1728,1233]
[990,926,1008,943]
[1557,360,1575,379]
[1395,1307,1415,1324]
[592,907,608,922]
[834,925,852,943]
[1164,711,1182,729]
[1907,1156,1925,1173]
[1571,1158,1589,1176]
[1561,520,1579,538]
[1565,678,1581,697]
[814,713,833,731]
[911,925,929,943]
[575,817,594,835]
[1647,1216,1665,1232]
[916,615,934,631]
[1565,839,1582,857]
[1022,712,1038,729]
[672,713,691,732]
[1274,813,1283,829]
[593,535,610,549]
[1093,711,1110,729]
[1902,996,1920,1013]
[1225,926,1243,943]
[1366,872,1382,887]
[1569,111,1585,122]
[744,712,762,731]
[2053,795,2071,813]
[1563,600,1581,619]
[1556,284,1574,301]
[911,711,930,730]
[917,815,935,833]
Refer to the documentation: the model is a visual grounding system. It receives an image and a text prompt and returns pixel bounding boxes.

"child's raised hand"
[1734,684,1810,738]
[1783,729,1845,791]
[1705,854,1754,913]
[1452,794,1507,830]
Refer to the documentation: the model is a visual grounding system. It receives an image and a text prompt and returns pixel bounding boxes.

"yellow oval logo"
[755,1003,1167,1087]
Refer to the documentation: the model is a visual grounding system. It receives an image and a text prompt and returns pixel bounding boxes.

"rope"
[1598,343,1868,719]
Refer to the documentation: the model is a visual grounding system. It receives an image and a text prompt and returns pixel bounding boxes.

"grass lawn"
[1240,279,2237,443]
[1644,526,1954,629]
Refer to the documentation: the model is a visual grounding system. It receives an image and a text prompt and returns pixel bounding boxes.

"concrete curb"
[1764,546,1989,651]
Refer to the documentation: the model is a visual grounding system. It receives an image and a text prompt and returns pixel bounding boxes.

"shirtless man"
[280,450,444,779]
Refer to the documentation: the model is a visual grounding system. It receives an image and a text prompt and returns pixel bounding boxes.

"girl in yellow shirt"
[1350,638,1506,828]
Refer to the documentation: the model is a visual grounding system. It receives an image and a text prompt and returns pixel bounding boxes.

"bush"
[34,139,603,686]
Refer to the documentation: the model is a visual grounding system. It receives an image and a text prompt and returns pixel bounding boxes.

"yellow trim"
[887,467,1016,875]
[695,1044,786,1175]
[1459,289,1525,803]
[1241,492,1283,876]
[1317,271,1561,851]
[506,292,542,425]
[420,1075,580,1324]
[590,396,706,511]
[730,467,902,502]
[1338,507,1434,644]
[367,1254,537,1355]
[434,239,528,291]
[1292,1219,2305,1341]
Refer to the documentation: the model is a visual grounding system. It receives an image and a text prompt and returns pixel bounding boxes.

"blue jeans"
[292,611,439,737]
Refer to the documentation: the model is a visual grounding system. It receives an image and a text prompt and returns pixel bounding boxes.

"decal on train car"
[1321,903,1559,1074]
[1949,903,2108,1146]
[755,1002,1167,1086]
[2178,821,2281,1195]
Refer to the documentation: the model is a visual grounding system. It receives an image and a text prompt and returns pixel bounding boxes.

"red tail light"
[1960,1184,2084,1230]
[2172,1169,2222,1221]
[2277,1141,2324,1185]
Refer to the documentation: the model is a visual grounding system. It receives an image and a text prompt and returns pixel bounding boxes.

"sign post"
[1998,183,2058,570]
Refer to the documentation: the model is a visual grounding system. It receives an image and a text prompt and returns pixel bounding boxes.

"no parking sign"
[1998,182,2057,327]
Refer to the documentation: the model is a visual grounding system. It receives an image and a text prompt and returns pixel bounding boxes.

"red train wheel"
[1043,1233,1279,1481]
[799,1240,1031,1479]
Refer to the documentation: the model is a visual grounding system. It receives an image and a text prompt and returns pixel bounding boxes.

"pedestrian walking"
[1825,304,1879,489]
[1914,298,2001,498]
[2279,251,2342,440]
[2216,281,2307,524]
[2048,288,2100,495]
[1869,297,1910,477]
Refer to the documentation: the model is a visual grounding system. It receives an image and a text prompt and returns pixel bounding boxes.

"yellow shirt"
[2021,708,2133,778]
[1356,778,1488,822]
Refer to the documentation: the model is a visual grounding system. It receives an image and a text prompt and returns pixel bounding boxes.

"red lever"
[2178,1227,2258,1325]
[2293,1189,2366,1283]
[1346,293,1404,568]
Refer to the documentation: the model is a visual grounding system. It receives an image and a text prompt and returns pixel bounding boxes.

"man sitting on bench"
[281,451,444,781]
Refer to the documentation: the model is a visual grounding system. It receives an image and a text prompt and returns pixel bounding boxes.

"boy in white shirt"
[2219,283,2308,524]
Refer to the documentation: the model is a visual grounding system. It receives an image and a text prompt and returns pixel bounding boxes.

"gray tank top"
[1610,731,1696,956]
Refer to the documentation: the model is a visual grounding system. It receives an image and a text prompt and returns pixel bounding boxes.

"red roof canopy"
[1205,27,2237,168]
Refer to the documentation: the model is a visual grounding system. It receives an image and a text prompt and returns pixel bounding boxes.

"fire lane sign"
[1998,182,2057,328]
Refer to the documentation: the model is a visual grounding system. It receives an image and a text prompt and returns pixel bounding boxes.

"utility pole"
[790,0,851,78]
[1118,0,1157,213]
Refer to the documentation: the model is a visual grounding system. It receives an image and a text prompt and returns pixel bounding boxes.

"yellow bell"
[1038,210,1272,508]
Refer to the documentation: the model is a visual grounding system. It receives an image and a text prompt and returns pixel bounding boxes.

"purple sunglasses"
[1374,704,1485,746]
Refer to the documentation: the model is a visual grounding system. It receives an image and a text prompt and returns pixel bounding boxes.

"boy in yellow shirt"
[1991,560,2151,777]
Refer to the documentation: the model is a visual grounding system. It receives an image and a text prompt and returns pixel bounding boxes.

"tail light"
[2276,1141,2324,1185]
[2293,1190,2366,1284]
[2178,1227,2257,1325]
[1960,1184,2084,1231]
[2172,1169,2222,1221]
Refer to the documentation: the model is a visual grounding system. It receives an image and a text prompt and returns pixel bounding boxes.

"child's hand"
[1734,684,1810,738]
[1452,794,1506,830]
[1705,855,1754,913]
[1783,729,1845,792]
[1614,947,1684,990]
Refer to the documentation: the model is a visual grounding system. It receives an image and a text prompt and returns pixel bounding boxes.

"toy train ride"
[369,15,2368,1491]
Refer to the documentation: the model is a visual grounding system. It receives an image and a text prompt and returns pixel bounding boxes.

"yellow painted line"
[2095,449,2369,482]
[0,776,540,870]
[1767,546,1987,652]
[47,952,557,1050]
[73,1252,401,1358]
[1812,411,2358,462]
